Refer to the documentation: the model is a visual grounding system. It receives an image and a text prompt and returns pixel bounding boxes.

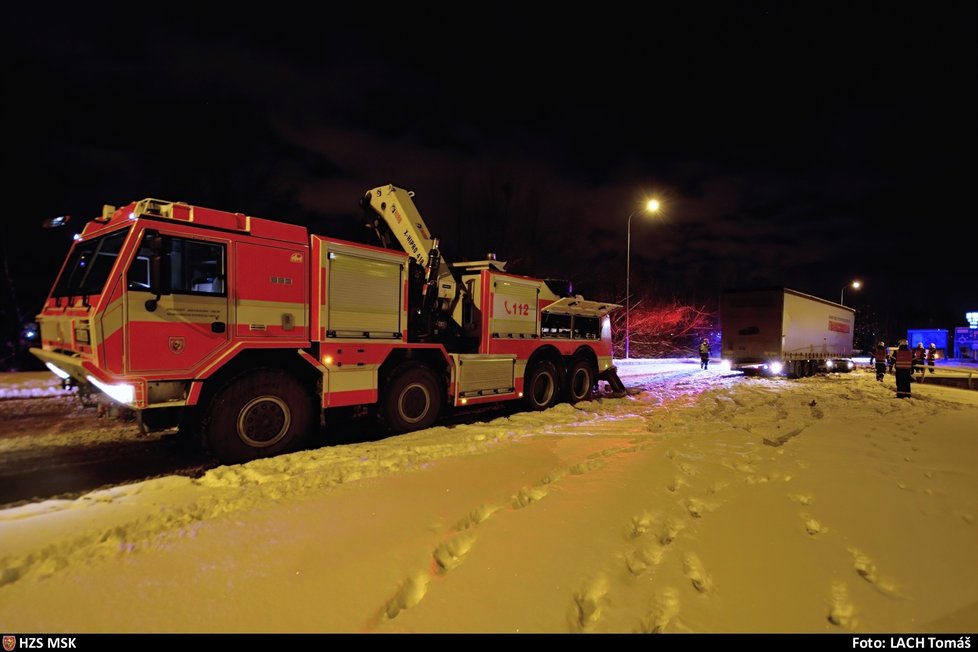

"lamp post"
[841,280,861,305]
[625,198,661,359]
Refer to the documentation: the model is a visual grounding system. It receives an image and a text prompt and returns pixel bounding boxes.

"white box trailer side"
[721,288,855,376]
[782,290,855,360]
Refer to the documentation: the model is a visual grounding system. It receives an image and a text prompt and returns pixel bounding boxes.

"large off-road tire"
[524,360,560,411]
[202,369,314,464]
[383,364,442,433]
[565,358,595,404]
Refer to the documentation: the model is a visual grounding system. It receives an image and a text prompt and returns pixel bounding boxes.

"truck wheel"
[524,360,559,410]
[383,364,442,433]
[203,369,314,464]
[565,359,595,404]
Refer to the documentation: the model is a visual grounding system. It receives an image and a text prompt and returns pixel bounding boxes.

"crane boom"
[361,184,459,302]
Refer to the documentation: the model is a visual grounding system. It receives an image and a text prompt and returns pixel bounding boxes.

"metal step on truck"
[31,185,626,463]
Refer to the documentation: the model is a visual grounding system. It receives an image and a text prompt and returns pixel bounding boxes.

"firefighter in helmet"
[872,341,887,382]
[699,338,711,370]
[913,342,927,382]
[927,342,938,374]
[894,339,913,398]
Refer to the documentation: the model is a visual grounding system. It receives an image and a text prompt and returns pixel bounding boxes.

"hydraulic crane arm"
[361,184,458,307]
[362,185,436,267]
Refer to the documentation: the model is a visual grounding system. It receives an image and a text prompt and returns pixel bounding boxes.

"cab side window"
[172,239,226,295]
[127,234,226,296]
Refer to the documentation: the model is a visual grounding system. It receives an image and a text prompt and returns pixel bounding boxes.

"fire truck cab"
[31,187,624,464]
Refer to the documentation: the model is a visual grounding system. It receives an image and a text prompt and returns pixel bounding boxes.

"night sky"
[3,5,975,350]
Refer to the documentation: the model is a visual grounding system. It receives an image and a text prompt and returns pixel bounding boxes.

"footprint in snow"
[848,547,904,597]
[802,515,826,535]
[570,458,605,475]
[512,485,548,508]
[708,480,731,495]
[788,494,812,505]
[625,543,664,576]
[542,468,568,484]
[684,497,714,519]
[666,476,687,493]
[675,462,696,476]
[639,587,680,633]
[659,517,686,546]
[629,513,655,539]
[455,503,501,530]
[432,531,477,574]
[381,571,430,621]
[827,580,857,628]
[573,574,609,630]
[682,552,713,594]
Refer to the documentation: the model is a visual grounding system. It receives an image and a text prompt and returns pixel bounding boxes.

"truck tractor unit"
[720,287,856,377]
[31,185,624,463]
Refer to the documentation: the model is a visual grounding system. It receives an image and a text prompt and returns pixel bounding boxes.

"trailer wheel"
[524,360,559,410]
[203,369,314,464]
[566,359,595,404]
[383,364,442,433]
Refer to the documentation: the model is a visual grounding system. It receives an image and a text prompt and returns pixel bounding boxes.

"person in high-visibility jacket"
[699,338,711,370]
[913,342,927,382]
[927,343,938,374]
[872,341,888,382]
[894,340,914,398]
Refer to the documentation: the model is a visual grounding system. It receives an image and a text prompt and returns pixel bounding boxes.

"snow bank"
[0,372,72,400]
[0,368,976,632]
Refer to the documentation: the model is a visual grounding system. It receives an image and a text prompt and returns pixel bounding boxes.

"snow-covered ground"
[0,363,976,633]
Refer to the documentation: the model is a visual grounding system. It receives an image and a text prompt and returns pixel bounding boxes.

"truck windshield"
[52,229,129,297]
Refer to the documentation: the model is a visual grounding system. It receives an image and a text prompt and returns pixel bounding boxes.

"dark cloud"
[2,4,975,346]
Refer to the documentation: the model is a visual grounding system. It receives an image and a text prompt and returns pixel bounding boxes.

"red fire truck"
[31,185,625,463]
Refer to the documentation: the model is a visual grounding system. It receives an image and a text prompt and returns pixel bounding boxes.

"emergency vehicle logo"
[168,336,186,354]
[3,635,15,651]
[290,253,303,263]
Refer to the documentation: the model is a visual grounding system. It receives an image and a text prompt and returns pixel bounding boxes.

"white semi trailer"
[720,288,856,377]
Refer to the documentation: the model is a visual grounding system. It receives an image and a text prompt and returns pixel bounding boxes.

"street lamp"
[841,280,861,305]
[625,198,661,359]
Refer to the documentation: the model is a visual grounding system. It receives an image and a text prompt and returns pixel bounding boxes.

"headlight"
[45,362,71,380]
[847,361,854,369]
[770,362,783,375]
[86,375,135,405]
[826,359,835,369]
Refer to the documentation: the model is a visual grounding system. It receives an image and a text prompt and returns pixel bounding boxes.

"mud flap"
[598,366,627,398]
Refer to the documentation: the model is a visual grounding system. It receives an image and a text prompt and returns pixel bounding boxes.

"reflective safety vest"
[895,349,913,370]
[874,347,888,363]
[927,348,937,362]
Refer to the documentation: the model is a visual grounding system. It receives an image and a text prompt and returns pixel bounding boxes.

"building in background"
[907,329,948,355]
[953,312,978,361]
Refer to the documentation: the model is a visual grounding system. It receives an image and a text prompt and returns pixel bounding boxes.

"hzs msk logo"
[168,336,185,354]
[3,636,15,652]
